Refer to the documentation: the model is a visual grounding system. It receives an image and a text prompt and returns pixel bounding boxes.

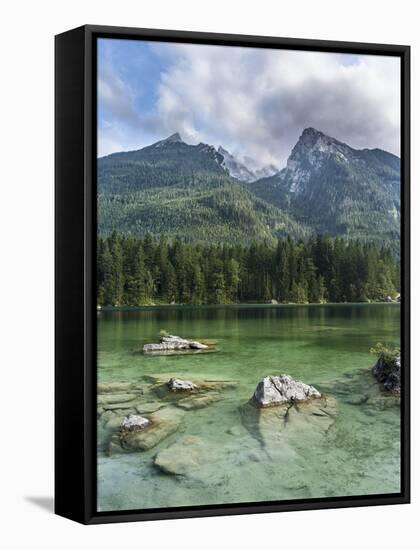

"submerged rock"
[372,352,401,392]
[146,374,237,402]
[253,375,321,407]
[97,382,134,393]
[97,393,137,405]
[105,415,126,431]
[168,377,198,392]
[109,407,185,454]
[176,393,221,410]
[121,414,150,432]
[135,401,165,414]
[154,435,218,476]
[241,394,337,452]
[143,333,209,353]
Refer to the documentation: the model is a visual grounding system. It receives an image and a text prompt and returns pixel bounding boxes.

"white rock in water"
[189,341,208,349]
[143,341,189,352]
[253,374,321,407]
[143,334,209,352]
[120,414,150,432]
[162,335,208,349]
[168,377,198,391]
[161,335,191,345]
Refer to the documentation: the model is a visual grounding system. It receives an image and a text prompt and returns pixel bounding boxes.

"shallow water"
[97,304,401,512]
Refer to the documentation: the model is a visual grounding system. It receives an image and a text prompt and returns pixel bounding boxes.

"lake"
[97,303,401,512]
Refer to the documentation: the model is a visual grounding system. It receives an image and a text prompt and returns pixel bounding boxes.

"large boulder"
[372,352,401,392]
[253,375,321,407]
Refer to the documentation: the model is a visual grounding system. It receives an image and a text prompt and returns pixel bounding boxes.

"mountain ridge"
[97,128,400,251]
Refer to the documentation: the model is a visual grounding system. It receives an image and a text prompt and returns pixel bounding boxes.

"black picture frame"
[55,24,410,525]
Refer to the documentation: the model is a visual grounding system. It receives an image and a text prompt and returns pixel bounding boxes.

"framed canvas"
[55,25,410,524]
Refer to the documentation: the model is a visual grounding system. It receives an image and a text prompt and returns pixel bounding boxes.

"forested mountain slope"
[98,128,400,251]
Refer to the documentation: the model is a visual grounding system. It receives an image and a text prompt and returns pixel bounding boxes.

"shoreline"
[97,301,401,312]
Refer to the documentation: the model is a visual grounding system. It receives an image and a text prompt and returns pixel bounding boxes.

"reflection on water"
[97,304,401,512]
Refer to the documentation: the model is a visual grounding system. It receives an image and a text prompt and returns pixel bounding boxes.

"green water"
[97,304,401,512]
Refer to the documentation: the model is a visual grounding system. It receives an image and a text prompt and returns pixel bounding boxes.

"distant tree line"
[97,232,400,306]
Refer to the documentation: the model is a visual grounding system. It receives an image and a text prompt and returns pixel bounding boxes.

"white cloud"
[152,44,400,169]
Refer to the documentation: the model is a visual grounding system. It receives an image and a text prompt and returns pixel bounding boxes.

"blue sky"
[97,38,400,168]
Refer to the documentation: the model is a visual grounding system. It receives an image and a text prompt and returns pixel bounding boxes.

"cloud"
[98,64,141,128]
[98,42,400,167]
[154,45,400,168]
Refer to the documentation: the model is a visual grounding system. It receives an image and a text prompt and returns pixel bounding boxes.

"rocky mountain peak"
[152,132,185,148]
[165,132,183,143]
[284,128,353,192]
[290,127,352,161]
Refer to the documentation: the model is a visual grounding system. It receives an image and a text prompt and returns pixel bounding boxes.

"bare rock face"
[120,414,150,432]
[253,375,321,407]
[372,352,401,392]
[167,377,198,392]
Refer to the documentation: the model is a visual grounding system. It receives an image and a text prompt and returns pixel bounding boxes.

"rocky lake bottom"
[96,304,401,511]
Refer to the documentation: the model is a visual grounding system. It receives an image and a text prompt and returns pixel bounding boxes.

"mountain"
[217,146,277,182]
[97,128,400,251]
[217,146,255,182]
[98,133,227,194]
[250,127,400,249]
[97,134,310,244]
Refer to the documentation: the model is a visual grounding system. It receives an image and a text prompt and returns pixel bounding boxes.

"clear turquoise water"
[97,304,401,512]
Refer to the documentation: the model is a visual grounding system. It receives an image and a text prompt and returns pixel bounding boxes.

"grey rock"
[168,377,198,392]
[109,407,185,453]
[253,374,321,407]
[372,352,401,392]
[143,333,209,352]
[161,335,190,345]
[121,414,150,432]
[143,342,189,352]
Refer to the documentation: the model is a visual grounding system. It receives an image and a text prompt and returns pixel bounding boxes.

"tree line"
[97,232,400,306]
